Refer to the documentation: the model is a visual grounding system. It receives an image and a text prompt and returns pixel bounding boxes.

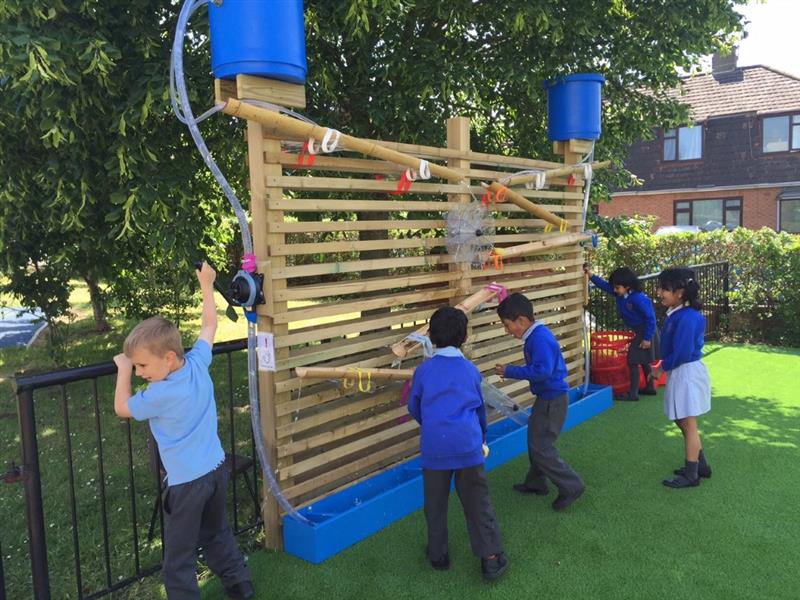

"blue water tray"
[284,384,612,563]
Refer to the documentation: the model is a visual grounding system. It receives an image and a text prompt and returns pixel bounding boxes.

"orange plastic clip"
[391,171,412,195]
[296,140,317,168]
[489,252,503,270]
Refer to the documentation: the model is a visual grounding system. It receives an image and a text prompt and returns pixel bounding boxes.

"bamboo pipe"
[482,182,565,229]
[295,366,415,381]
[492,232,591,260]
[223,98,466,182]
[502,160,611,188]
[391,285,502,359]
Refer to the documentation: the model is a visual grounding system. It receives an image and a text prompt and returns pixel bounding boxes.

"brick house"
[602,54,800,233]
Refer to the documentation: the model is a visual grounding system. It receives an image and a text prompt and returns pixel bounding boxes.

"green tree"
[304,0,745,182]
[0,1,242,340]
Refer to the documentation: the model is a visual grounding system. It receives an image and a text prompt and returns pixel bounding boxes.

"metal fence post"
[13,382,51,600]
[723,261,730,325]
[1,538,6,600]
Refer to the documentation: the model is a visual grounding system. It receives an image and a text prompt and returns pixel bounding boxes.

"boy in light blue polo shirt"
[113,263,253,600]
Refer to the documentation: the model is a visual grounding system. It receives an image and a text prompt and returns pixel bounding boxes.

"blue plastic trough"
[284,384,613,563]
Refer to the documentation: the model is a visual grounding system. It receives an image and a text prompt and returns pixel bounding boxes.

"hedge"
[588,217,800,347]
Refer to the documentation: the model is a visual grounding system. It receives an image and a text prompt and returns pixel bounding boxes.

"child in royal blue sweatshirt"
[494,293,585,511]
[408,306,508,581]
[653,268,712,488]
[586,266,661,400]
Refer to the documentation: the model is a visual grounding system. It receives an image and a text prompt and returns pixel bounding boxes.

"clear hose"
[579,143,595,397]
[172,0,309,524]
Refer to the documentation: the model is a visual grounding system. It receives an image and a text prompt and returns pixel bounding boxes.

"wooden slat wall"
[252,118,587,539]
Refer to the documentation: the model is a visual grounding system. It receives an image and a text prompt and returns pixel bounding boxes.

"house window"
[780,200,800,233]
[673,198,742,229]
[663,125,703,161]
[779,188,800,233]
[762,114,800,153]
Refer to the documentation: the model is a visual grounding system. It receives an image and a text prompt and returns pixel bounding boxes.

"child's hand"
[639,339,652,349]
[113,353,133,372]
[494,364,507,377]
[196,261,217,288]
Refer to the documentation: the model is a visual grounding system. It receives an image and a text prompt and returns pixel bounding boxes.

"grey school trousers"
[523,394,585,495]
[423,464,504,561]
[162,462,250,599]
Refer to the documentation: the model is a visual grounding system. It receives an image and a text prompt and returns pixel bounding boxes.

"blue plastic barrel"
[544,73,605,141]
[209,0,307,84]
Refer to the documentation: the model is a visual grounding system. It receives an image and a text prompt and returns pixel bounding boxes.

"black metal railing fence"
[8,339,261,600]
[586,262,729,339]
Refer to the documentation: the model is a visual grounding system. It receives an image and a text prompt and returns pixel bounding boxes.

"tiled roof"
[669,65,800,122]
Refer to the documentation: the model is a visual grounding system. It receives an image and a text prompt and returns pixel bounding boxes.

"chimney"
[712,48,738,75]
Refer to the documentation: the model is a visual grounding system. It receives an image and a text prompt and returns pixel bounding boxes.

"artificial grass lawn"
[201,343,799,600]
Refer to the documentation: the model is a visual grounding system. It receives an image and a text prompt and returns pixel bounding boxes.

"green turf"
[201,343,800,600]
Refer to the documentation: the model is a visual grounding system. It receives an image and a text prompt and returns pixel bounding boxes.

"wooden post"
[553,139,592,387]
[241,76,306,550]
[446,117,474,351]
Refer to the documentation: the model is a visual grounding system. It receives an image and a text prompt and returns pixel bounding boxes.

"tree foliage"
[305,0,745,177]
[590,221,800,346]
[0,0,746,351]
[0,0,242,339]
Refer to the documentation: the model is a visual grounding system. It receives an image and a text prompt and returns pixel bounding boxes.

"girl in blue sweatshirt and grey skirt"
[408,306,508,581]
[653,268,713,488]
[587,266,661,401]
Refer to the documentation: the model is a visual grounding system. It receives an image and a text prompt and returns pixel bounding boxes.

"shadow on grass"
[659,393,800,450]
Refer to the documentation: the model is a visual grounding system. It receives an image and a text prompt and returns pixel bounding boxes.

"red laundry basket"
[590,331,635,367]
[590,331,634,395]
[589,331,666,395]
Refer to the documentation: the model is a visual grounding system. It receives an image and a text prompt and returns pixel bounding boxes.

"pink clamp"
[484,282,508,303]
[242,253,257,273]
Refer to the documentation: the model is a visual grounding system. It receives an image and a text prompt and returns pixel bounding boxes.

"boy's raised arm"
[113,353,134,418]
[197,262,218,347]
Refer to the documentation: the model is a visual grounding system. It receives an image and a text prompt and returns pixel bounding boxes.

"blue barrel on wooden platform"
[545,73,605,141]
[209,0,307,83]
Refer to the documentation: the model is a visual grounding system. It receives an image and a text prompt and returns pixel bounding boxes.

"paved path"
[0,307,46,348]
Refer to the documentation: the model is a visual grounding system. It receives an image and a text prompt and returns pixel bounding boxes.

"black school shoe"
[425,546,450,570]
[552,485,585,511]
[225,580,255,600]
[512,482,549,495]
[640,386,658,396]
[662,474,699,488]
[614,393,639,401]
[481,552,509,581]
[674,464,712,478]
